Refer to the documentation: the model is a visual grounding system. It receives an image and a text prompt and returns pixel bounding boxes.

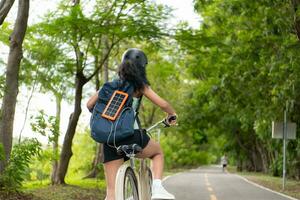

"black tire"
[123,168,139,200]
[146,167,153,198]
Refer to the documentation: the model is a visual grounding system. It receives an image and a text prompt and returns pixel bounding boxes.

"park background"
[0,0,299,199]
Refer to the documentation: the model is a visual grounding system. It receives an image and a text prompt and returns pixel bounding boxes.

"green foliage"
[0,74,4,99]
[27,129,101,182]
[31,110,59,144]
[160,132,210,169]
[29,111,60,182]
[140,46,181,126]
[0,139,41,191]
[0,143,4,161]
[29,148,53,181]
[67,130,97,179]
[28,128,100,182]
[0,22,11,46]
[175,0,300,177]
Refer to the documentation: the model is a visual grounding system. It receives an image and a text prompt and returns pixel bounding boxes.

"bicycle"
[114,117,175,200]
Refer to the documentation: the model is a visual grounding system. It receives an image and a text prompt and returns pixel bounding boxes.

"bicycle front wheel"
[123,167,139,200]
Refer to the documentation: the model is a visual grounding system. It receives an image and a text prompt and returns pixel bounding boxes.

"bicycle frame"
[115,120,166,200]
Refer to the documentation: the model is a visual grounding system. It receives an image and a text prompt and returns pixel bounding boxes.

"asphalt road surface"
[163,166,297,200]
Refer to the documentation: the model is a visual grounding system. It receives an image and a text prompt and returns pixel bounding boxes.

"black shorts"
[102,129,150,163]
[223,164,227,168]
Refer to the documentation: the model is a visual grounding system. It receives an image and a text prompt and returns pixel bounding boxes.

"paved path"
[163,166,297,200]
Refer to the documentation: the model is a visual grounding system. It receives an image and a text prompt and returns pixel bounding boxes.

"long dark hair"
[118,59,150,93]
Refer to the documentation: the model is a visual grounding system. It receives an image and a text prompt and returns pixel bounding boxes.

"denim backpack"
[90,79,135,145]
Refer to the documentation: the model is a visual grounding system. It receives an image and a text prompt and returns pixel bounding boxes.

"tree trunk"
[102,36,109,82]
[0,0,29,173]
[234,130,256,170]
[296,156,300,180]
[255,139,268,173]
[51,95,62,184]
[54,74,85,184]
[236,155,243,172]
[95,56,100,90]
[0,0,15,25]
[83,143,103,179]
[54,76,85,184]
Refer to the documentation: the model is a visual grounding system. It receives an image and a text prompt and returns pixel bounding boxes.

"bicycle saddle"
[117,144,142,156]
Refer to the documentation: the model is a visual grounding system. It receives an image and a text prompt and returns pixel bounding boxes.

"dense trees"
[177,0,300,178]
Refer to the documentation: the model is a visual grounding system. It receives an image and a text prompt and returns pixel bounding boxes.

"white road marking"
[162,172,183,182]
[235,175,299,200]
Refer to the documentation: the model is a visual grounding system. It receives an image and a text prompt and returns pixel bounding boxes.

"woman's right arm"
[142,86,177,123]
[87,92,99,111]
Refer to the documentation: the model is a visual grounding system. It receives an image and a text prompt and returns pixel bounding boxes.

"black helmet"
[121,48,148,68]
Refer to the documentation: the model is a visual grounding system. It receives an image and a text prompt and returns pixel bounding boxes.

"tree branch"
[97,0,118,27]
[85,38,121,82]
[82,39,91,70]
[0,0,15,26]
[18,77,37,143]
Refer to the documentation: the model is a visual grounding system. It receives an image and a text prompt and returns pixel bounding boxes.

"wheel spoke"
[123,168,138,200]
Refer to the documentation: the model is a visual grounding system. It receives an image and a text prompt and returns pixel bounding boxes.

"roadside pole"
[282,102,287,191]
[272,101,296,191]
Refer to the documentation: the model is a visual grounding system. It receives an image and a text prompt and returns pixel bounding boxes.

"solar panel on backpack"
[101,90,129,121]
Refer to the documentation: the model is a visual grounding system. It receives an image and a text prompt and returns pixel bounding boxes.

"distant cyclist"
[87,48,177,200]
[221,153,228,172]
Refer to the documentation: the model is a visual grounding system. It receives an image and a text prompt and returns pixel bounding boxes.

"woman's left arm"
[87,92,99,111]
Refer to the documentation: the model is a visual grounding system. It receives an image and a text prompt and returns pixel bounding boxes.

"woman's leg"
[137,139,175,199]
[104,159,124,200]
[136,139,163,179]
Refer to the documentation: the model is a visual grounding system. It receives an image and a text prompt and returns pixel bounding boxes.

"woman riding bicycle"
[87,48,177,200]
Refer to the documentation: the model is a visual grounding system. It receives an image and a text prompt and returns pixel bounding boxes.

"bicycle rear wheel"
[139,166,152,200]
[145,167,153,198]
[123,168,139,200]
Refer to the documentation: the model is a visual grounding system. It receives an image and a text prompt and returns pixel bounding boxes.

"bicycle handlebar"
[146,115,177,132]
[163,115,177,127]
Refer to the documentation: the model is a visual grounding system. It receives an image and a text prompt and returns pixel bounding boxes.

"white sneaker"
[151,185,175,199]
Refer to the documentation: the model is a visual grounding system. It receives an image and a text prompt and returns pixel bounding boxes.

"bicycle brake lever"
[163,115,177,127]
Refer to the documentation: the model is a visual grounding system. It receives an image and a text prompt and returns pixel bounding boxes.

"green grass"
[18,178,107,200]
[228,166,300,200]
[26,184,105,200]
[22,180,51,190]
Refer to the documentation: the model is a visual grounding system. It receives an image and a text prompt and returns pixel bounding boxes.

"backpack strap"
[134,95,143,113]
[135,96,145,145]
